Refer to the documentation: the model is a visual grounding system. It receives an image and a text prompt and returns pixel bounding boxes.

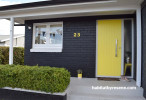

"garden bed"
[0,87,67,100]
[0,65,70,100]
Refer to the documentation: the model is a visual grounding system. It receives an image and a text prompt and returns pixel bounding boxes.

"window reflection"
[35,25,46,44]
[50,24,63,44]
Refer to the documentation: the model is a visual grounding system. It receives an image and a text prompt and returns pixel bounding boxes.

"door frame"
[95,18,134,78]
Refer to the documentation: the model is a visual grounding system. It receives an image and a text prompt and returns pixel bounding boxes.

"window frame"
[30,22,63,52]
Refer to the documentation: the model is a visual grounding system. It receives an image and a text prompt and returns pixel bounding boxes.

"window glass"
[124,20,132,76]
[49,24,63,44]
[35,25,46,44]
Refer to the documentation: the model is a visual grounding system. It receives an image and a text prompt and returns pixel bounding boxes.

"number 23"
[74,33,80,37]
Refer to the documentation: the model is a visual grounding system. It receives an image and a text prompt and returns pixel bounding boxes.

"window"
[50,24,63,44]
[35,25,47,44]
[30,22,63,52]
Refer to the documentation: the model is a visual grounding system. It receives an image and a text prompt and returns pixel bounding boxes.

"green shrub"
[0,65,70,93]
[0,47,24,65]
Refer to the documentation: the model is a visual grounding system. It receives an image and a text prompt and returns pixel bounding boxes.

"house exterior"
[0,0,146,98]
[0,34,25,47]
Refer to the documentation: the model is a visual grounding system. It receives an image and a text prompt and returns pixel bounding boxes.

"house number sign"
[74,33,80,37]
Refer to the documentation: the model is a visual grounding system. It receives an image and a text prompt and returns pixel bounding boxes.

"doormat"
[98,77,120,81]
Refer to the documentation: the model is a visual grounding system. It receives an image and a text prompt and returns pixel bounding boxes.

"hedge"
[0,47,24,65]
[0,65,70,93]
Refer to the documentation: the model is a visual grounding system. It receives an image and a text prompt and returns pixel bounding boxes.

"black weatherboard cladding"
[24,15,135,78]
[142,0,146,98]
[25,17,96,78]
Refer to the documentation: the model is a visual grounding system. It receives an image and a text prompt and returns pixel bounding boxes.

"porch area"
[66,77,145,100]
[0,0,143,87]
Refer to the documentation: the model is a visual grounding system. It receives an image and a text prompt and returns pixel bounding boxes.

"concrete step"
[67,92,145,100]
[67,85,144,97]
[66,78,145,100]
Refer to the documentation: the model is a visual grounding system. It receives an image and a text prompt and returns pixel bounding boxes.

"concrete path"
[66,77,145,100]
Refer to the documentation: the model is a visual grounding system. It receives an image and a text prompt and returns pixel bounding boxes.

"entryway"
[96,19,134,78]
[66,78,144,100]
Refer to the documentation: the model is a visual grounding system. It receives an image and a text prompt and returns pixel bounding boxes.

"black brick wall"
[142,0,146,98]
[24,15,135,78]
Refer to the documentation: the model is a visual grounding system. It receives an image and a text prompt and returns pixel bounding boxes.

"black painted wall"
[142,0,146,98]
[25,17,96,78]
[24,15,135,78]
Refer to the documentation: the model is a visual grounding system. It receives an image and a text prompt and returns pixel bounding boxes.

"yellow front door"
[97,20,122,77]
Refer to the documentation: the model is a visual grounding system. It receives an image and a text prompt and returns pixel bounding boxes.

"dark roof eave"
[0,0,110,11]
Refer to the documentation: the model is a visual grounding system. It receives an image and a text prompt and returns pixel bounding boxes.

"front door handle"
[115,39,118,57]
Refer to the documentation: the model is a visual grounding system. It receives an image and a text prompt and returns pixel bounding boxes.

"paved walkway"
[66,77,145,100]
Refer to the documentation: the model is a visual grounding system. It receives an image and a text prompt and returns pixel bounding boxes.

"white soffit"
[15,10,135,23]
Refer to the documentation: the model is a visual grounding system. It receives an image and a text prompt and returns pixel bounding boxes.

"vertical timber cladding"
[24,15,135,78]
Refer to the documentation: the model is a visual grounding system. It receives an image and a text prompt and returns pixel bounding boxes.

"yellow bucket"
[78,74,82,78]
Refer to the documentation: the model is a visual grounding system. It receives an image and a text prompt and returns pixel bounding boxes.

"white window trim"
[30,21,63,52]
